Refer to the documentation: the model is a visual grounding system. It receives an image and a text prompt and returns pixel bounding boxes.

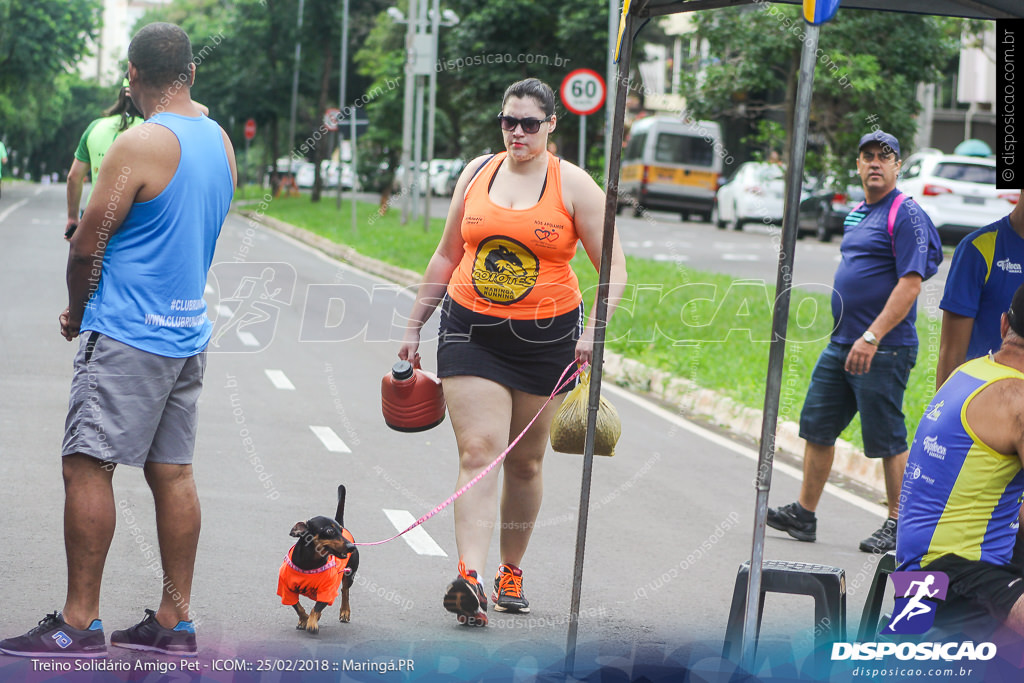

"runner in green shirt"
[65,85,142,238]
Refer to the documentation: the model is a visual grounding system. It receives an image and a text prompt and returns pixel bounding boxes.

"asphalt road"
[0,183,979,682]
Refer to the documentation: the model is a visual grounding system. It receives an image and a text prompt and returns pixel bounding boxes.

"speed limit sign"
[560,69,606,116]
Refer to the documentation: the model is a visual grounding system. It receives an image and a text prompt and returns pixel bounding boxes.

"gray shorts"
[63,332,207,467]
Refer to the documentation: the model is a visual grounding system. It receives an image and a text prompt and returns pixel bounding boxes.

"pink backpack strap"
[887,192,907,250]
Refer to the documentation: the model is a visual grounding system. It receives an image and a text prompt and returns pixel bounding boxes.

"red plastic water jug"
[381,357,446,432]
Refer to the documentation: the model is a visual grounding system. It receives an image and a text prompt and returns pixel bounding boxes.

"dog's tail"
[335,484,347,528]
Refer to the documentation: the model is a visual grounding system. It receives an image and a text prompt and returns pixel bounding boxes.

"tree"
[0,0,102,178]
[679,5,960,177]
[354,0,617,191]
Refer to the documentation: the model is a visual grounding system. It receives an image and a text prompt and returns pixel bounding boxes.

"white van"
[616,116,725,222]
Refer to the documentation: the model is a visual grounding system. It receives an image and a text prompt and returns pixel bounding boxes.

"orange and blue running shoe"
[492,563,530,613]
[443,559,488,626]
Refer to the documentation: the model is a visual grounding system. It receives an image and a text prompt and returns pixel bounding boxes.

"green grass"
[238,187,942,452]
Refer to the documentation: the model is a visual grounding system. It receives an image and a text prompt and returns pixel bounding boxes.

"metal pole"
[605,0,618,182]
[399,0,418,225]
[578,115,586,170]
[351,113,358,235]
[740,23,820,673]
[287,0,305,171]
[337,0,349,211]
[563,11,632,677]
[413,74,424,221]
[424,0,440,231]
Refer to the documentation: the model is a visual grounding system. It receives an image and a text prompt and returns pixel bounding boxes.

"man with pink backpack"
[767,130,942,554]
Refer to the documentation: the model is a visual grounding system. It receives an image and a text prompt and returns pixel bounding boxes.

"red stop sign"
[244,118,257,140]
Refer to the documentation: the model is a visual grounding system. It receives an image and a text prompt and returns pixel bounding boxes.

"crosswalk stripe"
[264,369,295,390]
[382,509,447,557]
[309,425,351,453]
[237,331,260,346]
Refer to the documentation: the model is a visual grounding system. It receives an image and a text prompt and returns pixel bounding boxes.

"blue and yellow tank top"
[897,356,1024,570]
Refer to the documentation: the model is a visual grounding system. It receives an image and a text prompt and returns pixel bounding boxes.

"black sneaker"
[766,501,817,542]
[859,518,898,553]
[0,612,107,658]
[110,609,197,656]
[443,559,488,627]
[492,563,530,613]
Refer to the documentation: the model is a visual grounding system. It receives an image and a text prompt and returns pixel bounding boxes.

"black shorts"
[925,554,1024,638]
[437,296,583,396]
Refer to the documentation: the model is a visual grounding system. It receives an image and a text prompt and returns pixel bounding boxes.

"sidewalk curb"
[234,206,886,499]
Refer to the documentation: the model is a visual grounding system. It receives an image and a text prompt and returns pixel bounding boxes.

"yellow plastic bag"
[549,367,621,456]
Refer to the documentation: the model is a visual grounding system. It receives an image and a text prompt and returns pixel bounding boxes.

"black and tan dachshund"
[276,485,359,634]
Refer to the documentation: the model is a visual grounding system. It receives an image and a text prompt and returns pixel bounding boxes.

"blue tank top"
[897,356,1024,571]
[82,113,233,357]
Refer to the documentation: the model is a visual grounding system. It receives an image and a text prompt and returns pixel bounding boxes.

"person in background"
[936,190,1024,388]
[766,130,941,554]
[66,85,144,239]
[0,138,8,201]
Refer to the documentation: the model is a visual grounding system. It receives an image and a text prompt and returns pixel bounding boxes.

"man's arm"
[936,311,975,389]
[61,131,149,340]
[844,273,922,375]
[65,159,89,238]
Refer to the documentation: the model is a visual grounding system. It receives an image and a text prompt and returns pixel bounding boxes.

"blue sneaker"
[0,612,107,658]
[111,609,197,656]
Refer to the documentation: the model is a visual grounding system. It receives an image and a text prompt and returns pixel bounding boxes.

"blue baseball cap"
[858,131,900,159]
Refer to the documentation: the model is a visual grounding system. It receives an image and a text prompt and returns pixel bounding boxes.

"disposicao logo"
[831,570,997,663]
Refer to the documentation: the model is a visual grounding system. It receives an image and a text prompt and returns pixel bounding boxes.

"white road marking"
[237,331,260,347]
[215,304,233,317]
[652,254,689,262]
[0,199,29,224]
[264,369,295,390]
[722,253,761,261]
[382,509,448,556]
[310,426,352,453]
[602,383,886,518]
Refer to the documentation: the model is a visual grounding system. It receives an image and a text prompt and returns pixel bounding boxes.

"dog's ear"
[290,521,308,538]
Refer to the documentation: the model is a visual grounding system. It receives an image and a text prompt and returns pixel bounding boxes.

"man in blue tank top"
[0,23,236,659]
[896,284,1024,640]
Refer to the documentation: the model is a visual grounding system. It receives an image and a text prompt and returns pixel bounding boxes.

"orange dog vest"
[448,152,582,320]
[277,532,354,605]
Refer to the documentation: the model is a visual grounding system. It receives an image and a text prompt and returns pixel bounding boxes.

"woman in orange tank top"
[398,78,627,626]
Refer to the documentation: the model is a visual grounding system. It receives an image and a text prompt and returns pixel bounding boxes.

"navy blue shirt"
[831,188,934,346]
[940,217,1024,361]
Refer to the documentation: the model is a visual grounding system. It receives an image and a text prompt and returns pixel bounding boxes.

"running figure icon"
[887,574,940,631]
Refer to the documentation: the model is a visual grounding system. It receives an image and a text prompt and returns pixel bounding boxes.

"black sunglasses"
[497,113,551,134]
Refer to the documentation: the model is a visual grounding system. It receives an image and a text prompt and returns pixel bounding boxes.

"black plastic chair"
[723,559,847,661]
[857,550,897,641]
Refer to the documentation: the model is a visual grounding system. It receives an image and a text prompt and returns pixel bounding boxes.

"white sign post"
[560,69,606,171]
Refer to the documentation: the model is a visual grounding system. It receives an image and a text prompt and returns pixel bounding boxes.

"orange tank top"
[448,152,582,319]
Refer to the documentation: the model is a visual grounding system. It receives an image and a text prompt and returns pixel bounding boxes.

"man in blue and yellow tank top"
[0,22,236,659]
[897,283,1024,639]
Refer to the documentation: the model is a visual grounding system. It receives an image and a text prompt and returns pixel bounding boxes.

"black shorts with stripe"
[436,296,583,397]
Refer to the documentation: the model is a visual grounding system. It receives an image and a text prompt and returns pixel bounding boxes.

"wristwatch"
[862,330,878,346]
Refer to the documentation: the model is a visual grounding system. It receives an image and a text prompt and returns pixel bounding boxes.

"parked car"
[295,160,354,189]
[899,151,1016,244]
[617,115,724,222]
[798,174,865,242]
[391,161,429,194]
[713,162,786,231]
[429,158,464,197]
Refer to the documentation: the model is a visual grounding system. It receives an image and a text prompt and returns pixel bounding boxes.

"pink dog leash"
[354,360,585,547]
